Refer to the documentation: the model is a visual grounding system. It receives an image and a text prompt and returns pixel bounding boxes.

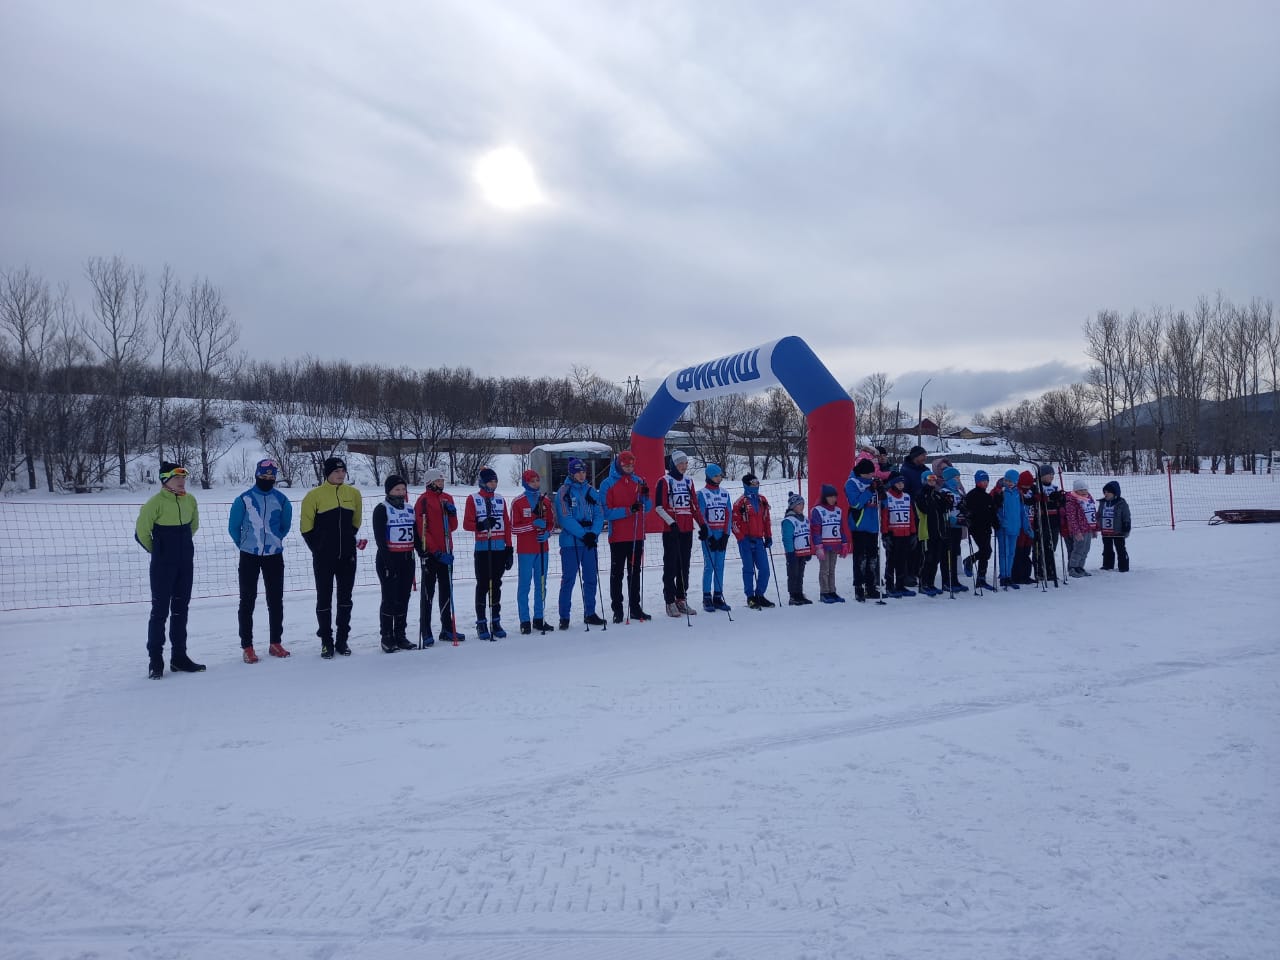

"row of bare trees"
[1,259,241,491]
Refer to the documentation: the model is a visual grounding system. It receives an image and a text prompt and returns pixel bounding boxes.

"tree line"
[851,293,1277,474]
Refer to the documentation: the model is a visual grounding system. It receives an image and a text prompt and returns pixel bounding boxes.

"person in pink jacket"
[1062,478,1099,578]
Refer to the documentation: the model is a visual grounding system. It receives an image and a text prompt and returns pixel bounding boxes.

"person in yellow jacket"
[135,461,204,679]
[300,456,364,658]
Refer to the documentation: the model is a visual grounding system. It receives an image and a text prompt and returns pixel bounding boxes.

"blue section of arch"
[633,336,846,438]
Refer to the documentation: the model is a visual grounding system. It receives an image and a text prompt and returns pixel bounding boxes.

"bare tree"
[151,264,185,464]
[0,266,53,489]
[762,387,801,479]
[1164,303,1210,471]
[927,401,956,446]
[1084,309,1122,472]
[851,372,894,442]
[183,278,241,488]
[83,256,151,484]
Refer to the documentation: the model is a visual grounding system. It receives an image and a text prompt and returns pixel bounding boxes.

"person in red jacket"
[463,467,513,640]
[413,466,462,644]
[599,450,653,623]
[510,468,557,634]
[732,473,774,609]
[880,472,918,598]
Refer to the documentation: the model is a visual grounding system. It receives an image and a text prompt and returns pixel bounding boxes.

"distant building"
[946,423,998,440]
[886,418,939,438]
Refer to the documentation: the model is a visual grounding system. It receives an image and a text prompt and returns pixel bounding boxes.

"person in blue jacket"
[845,459,882,602]
[696,464,733,611]
[554,458,606,629]
[994,468,1033,589]
[228,458,293,662]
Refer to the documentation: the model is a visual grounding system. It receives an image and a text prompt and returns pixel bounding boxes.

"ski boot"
[520,621,532,635]
[268,643,291,658]
[170,654,206,673]
[712,593,732,611]
[532,618,553,634]
[242,645,259,664]
[584,613,607,627]
[490,620,507,639]
[702,592,716,613]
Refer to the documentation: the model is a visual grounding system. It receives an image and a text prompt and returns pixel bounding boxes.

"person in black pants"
[372,475,418,652]
[300,456,364,658]
[897,446,929,586]
[962,470,997,590]
[413,467,463,644]
[228,458,293,663]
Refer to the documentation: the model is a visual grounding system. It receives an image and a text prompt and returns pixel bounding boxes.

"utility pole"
[917,378,933,448]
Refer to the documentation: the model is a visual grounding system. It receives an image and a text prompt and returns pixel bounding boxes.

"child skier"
[510,468,557,634]
[880,473,917,598]
[1062,477,1099,577]
[697,464,733,612]
[962,470,997,591]
[915,470,949,596]
[733,473,774,608]
[1098,480,1132,572]
[844,459,882,602]
[1032,464,1063,583]
[938,466,969,592]
[554,458,606,628]
[995,469,1033,589]
[1011,470,1037,584]
[463,467,513,640]
[781,491,813,604]
[812,482,849,602]
[372,475,419,653]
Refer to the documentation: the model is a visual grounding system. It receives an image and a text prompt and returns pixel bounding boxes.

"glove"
[630,501,643,513]
[839,542,849,558]
[503,546,514,570]
[582,532,598,549]
[443,502,457,515]
[537,531,549,543]
[667,522,679,534]
[698,526,709,542]
[764,537,773,549]
[638,484,649,498]
[814,544,825,559]
[711,534,728,552]
[475,517,494,532]
[434,550,454,566]
[533,518,546,530]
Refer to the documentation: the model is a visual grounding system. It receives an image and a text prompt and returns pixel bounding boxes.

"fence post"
[1166,457,1176,531]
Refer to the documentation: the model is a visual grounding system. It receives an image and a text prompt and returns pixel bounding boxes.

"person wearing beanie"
[1010,471,1039,584]
[510,468,557,634]
[733,473,774,608]
[1062,477,1099,577]
[464,465,513,639]
[810,482,848,602]
[914,470,950,596]
[599,450,653,622]
[554,457,606,629]
[655,449,706,617]
[880,472,918,598]
[413,466,463,644]
[897,446,930,586]
[135,461,204,678]
[1098,480,1132,572]
[781,491,814,604]
[962,470,997,590]
[227,458,293,663]
[371,476,418,652]
[936,466,969,593]
[994,468,1032,588]
[696,463,734,612]
[301,454,363,657]
[844,459,882,603]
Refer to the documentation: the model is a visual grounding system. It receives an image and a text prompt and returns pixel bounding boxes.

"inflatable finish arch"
[630,337,856,530]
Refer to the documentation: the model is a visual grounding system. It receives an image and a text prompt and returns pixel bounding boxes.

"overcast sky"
[2,1,1276,416]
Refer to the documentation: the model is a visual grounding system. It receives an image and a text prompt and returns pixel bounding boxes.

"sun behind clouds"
[472,145,547,211]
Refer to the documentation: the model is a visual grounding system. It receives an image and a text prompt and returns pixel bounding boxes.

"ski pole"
[593,536,607,631]
[766,539,783,608]
[712,537,733,621]
[443,499,459,645]
[575,540,591,631]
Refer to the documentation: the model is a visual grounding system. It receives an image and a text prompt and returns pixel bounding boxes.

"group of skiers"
[134,445,1133,678]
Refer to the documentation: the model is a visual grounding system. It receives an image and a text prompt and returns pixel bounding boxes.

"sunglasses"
[163,467,189,479]
[258,459,278,470]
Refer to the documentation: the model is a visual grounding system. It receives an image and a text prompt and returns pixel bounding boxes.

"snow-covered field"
[1,522,1278,960]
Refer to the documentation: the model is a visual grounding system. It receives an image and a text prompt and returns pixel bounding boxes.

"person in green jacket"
[135,462,205,678]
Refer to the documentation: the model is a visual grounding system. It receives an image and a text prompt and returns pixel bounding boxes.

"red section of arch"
[805,398,857,513]
[630,433,668,533]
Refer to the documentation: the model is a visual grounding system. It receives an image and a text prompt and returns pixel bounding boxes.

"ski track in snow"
[0,525,1277,960]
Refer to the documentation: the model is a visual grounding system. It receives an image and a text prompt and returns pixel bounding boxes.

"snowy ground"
[1,524,1278,960]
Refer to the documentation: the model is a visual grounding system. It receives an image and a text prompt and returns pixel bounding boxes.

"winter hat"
[974,469,990,484]
[921,470,935,482]
[887,472,905,487]
[787,491,805,508]
[1072,477,1089,492]
[617,450,636,468]
[1103,480,1121,497]
[1038,464,1055,479]
[854,459,875,476]
[704,463,723,482]
[322,456,346,479]
[522,469,540,485]
[670,450,689,465]
[384,474,407,496]
[932,458,952,476]
[875,445,888,457]
[942,466,961,481]
[478,467,499,485]
[567,458,586,474]
[821,483,838,500]
[159,461,185,485]
[741,472,759,486]
[1003,469,1020,484]
[423,466,445,486]
[1018,471,1035,489]
[907,445,927,462]
[255,458,279,480]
